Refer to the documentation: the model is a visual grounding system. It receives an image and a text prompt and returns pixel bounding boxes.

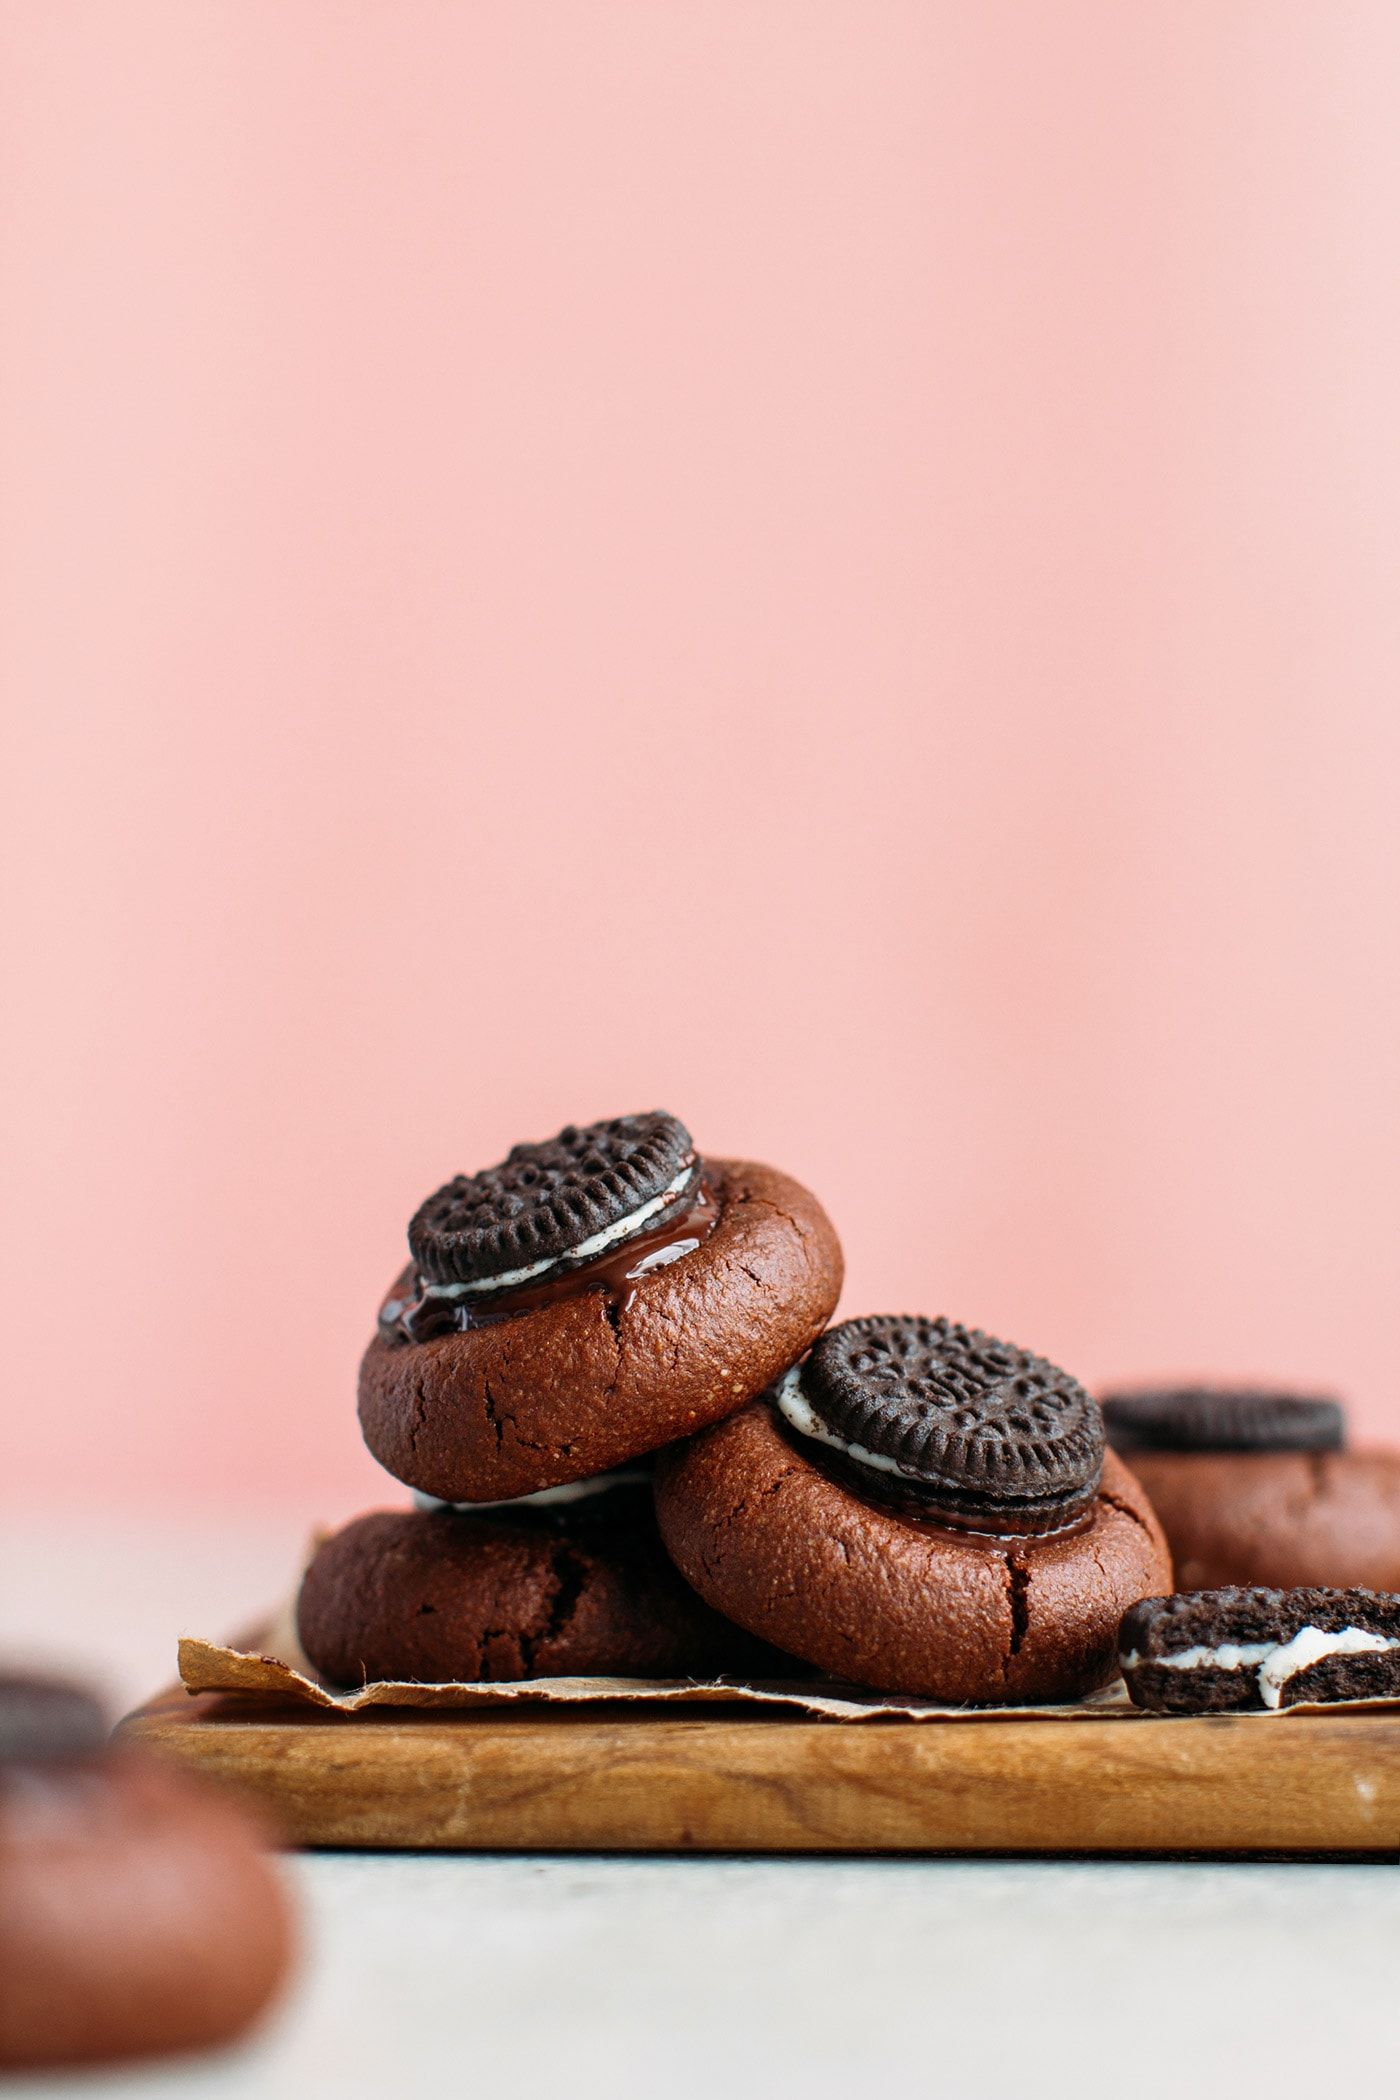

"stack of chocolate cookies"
[299,1110,1172,1703]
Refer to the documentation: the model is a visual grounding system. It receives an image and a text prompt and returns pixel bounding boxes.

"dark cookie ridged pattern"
[408,1112,694,1287]
[1102,1387,1345,1455]
[803,1315,1104,1526]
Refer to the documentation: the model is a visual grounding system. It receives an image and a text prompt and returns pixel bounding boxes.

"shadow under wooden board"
[118,1684,1400,1859]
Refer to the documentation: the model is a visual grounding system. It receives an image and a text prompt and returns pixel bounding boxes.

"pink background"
[4,2,1399,1516]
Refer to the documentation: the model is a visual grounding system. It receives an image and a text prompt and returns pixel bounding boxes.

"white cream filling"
[1123,1626,1399,1709]
[411,1467,652,1515]
[773,1362,919,1480]
[420,1160,697,1299]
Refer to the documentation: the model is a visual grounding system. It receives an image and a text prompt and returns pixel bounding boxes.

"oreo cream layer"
[773,1361,915,1480]
[1123,1624,1398,1710]
[414,1160,696,1300]
[410,1467,653,1515]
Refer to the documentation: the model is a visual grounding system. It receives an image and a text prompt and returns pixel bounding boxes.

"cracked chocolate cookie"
[1120,1586,1400,1712]
[358,1115,843,1501]
[654,1316,1172,1703]
[0,1676,292,2071]
[297,1485,796,1685]
[1100,1385,1400,1591]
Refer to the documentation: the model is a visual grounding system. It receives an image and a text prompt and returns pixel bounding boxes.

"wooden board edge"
[113,1684,1400,1859]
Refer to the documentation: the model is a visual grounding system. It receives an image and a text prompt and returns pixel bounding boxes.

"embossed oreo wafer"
[1120,1587,1400,1712]
[409,1112,696,1290]
[1101,1387,1345,1454]
[775,1314,1105,1532]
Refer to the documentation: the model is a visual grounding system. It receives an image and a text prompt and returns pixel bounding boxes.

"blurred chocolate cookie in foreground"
[0,1674,293,2071]
[1102,1385,1400,1592]
[656,1316,1172,1703]
[358,1112,843,1503]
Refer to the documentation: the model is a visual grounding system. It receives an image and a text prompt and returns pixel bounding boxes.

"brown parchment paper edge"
[177,1628,1136,1722]
[177,1567,1400,1725]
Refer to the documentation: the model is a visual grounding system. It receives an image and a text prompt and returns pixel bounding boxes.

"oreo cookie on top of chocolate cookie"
[655,1313,1171,1703]
[358,1111,843,1504]
[774,1314,1105,1534]
[1102,1386,1345,1455]
[1098,1383,1400,1594]
[401,1112,700,1311]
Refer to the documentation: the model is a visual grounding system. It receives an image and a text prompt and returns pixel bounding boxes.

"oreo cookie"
[1120,1587,1400,1712]
[1101,1387,1345,1455]
[0,1674,108,1764]
[777,1314,1104,1533]
[408,1113,696,1289]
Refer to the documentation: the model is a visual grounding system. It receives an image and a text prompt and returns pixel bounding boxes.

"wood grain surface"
[118,1687,1400,1857]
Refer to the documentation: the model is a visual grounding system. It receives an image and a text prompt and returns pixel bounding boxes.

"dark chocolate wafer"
[1102,1387,1344,1455]
[780,1314,1104,1533]
[408,1112,696,1288]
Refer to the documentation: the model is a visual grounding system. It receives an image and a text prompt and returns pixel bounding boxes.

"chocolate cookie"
[1103,1386,1345,1453]
[358,1119,843,1501]
[654,1317,1172,1703]
[1120,1587,1400,1712]
[1101,1385,1400,1591]
[0,1675,292,2071]
[297,1487,794,1685]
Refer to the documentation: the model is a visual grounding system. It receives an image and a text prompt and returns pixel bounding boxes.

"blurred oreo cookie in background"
[1101,1383,1400,1594]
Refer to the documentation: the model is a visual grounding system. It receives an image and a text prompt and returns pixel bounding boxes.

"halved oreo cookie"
[0,1674,108,1764]
[1101,1387,1345,1455]
[1120,1586,1400,1712]
[408,1112,696,1289]
[778,1314,1104,1533]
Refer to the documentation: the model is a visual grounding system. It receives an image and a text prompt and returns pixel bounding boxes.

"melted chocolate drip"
[771,1408,1096,1549]
[379,1174,720,1345]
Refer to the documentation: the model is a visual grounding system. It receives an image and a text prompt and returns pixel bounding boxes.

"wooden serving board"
[118,1686,1400,1857]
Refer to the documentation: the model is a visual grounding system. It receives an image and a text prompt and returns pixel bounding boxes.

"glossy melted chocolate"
[378,1173,720,1345]
[771,1411,1096,1550]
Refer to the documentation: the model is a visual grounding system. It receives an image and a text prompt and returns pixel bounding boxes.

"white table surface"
[4,1516,1399,2100]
